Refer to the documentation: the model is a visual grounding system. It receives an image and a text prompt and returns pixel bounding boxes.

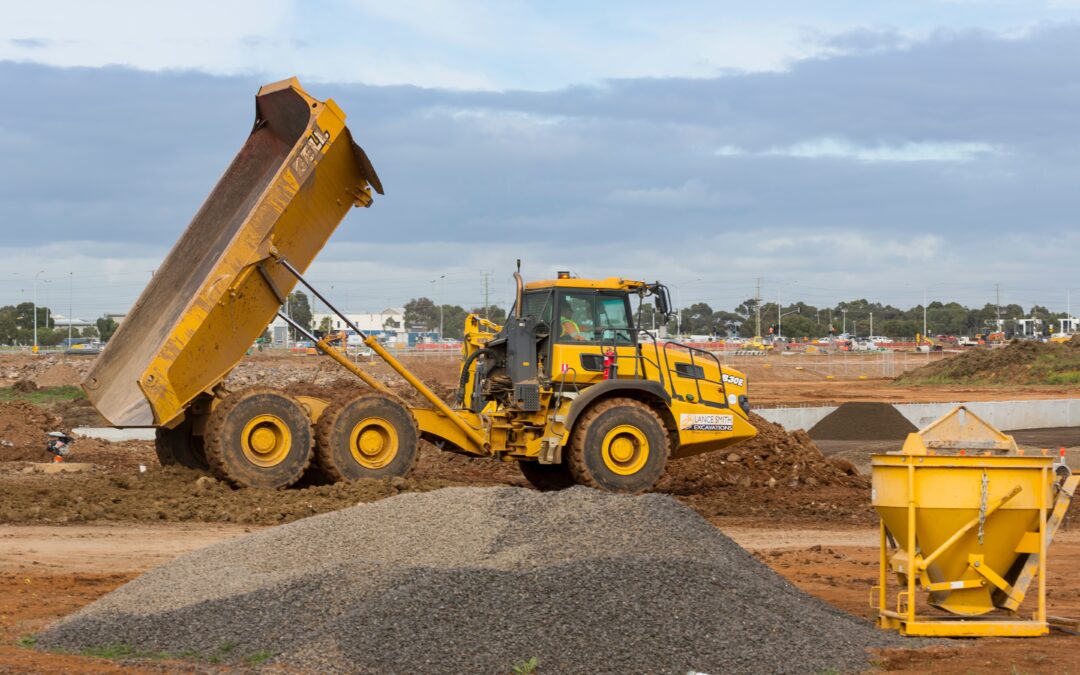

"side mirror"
[653,284,671,316]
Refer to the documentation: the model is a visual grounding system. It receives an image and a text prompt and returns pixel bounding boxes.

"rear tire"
[154,418,208,471]
[204,388,313,489]
[519,460,576,491]
[568,398,669,493]
[315,393,419,481]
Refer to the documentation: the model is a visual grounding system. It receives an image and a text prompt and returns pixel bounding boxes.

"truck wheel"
[518,460,576,491]
[204,388,313,489]
[154,417,208,471]
[315,393,418,481]
[568,398,669,493]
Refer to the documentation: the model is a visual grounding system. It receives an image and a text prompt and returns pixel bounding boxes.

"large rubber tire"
[567,398,669,493]
[315,393,419,481]
[154,417,208,471]
[204,388,313,489]
[518,460,576,491]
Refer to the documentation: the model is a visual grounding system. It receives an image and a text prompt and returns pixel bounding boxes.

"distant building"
[315,308,406,336]
[49,313,93,330]
[269,308,435,347]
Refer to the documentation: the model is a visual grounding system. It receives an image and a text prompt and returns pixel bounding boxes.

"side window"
[597,295,633,344]
[521,291,553,325]
[557,293,596,342]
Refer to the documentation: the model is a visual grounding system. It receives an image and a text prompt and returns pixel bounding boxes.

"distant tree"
[470,305,507,324]
[285,291,312,340]
[440,305,468,339]
[404,297,439,331]
[317,315,332,334]
[80,325,99,339]
[96,316,119,342]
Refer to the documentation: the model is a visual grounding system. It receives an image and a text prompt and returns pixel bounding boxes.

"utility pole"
[483,272,490,320]
[754,277,762,340]
[32,270,44,354]
[870,311,873,338]
[68,272,73,345]
[995,283,1002,329]
[922,288,927,339]
[842,308,847,336]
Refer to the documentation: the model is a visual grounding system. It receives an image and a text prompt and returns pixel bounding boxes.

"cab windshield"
[557,292,634,344]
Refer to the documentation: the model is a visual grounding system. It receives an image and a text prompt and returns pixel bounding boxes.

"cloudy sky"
[1,1,1079,319]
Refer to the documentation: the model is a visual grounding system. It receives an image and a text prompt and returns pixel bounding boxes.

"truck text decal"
[680,413,734,432]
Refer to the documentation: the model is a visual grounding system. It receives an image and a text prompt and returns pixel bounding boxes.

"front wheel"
[567,398,669,493]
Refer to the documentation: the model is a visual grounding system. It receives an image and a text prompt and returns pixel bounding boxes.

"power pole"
[68,272,73,345]
[995,283,1002,329]
[483,272,490,320]
[754,277,762,340]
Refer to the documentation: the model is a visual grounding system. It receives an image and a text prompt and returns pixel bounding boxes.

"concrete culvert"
[37,486,921,674]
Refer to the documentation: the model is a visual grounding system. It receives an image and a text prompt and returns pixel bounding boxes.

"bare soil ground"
[2,349,1079,671]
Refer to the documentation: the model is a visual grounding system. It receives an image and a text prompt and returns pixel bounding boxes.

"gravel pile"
[38,486,913,673]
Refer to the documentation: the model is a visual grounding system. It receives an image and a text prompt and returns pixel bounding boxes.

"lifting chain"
[978,471,989,545]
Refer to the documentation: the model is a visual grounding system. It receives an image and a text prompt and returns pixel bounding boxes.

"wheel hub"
[349,417,399,469]
[240,414,292,468]
[601,424,649,476]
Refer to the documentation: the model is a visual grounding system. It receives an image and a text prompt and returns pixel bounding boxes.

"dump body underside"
[83,78,381,427]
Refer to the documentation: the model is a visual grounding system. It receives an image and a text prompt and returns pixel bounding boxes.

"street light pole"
[842,308,848,336]
[778,281,797,339]
[32,270,44,353]
[431,275,445,340]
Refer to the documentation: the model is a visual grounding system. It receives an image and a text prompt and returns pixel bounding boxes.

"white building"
[269,308,409,346]
[315,308,406,334]
[49,313,94,330]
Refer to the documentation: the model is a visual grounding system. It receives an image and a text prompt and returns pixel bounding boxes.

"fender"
[561,380,672,440]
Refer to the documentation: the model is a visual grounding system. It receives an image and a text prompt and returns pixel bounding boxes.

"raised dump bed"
[83,78,382,427]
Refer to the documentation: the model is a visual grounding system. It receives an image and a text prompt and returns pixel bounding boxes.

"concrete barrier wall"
[893,400,1080,431]
[757,399,1080,432]
[754,406,838,430]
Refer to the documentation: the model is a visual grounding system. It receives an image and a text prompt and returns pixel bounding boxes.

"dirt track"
[2,350,1080,672]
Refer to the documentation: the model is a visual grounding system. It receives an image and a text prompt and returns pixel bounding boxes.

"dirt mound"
[0,401,63,461]
[808,402,918,441]
[50,397,108,427]
[11,379,37,393]
[660,412,867,494]
[37,487,914,673]
[898,339,1080,385]
[35,363,83,387]
[0,465,463,525]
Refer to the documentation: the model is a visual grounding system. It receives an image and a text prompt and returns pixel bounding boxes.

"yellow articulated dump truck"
[84,78,757,492]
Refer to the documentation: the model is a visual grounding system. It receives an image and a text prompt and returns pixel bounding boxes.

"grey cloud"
[9,38,51,49]
[0,25,1078,308]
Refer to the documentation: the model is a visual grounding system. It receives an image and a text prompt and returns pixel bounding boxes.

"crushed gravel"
[37,486,919,673]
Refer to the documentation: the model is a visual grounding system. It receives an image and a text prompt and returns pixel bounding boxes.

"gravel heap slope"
[38,486,908,674]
